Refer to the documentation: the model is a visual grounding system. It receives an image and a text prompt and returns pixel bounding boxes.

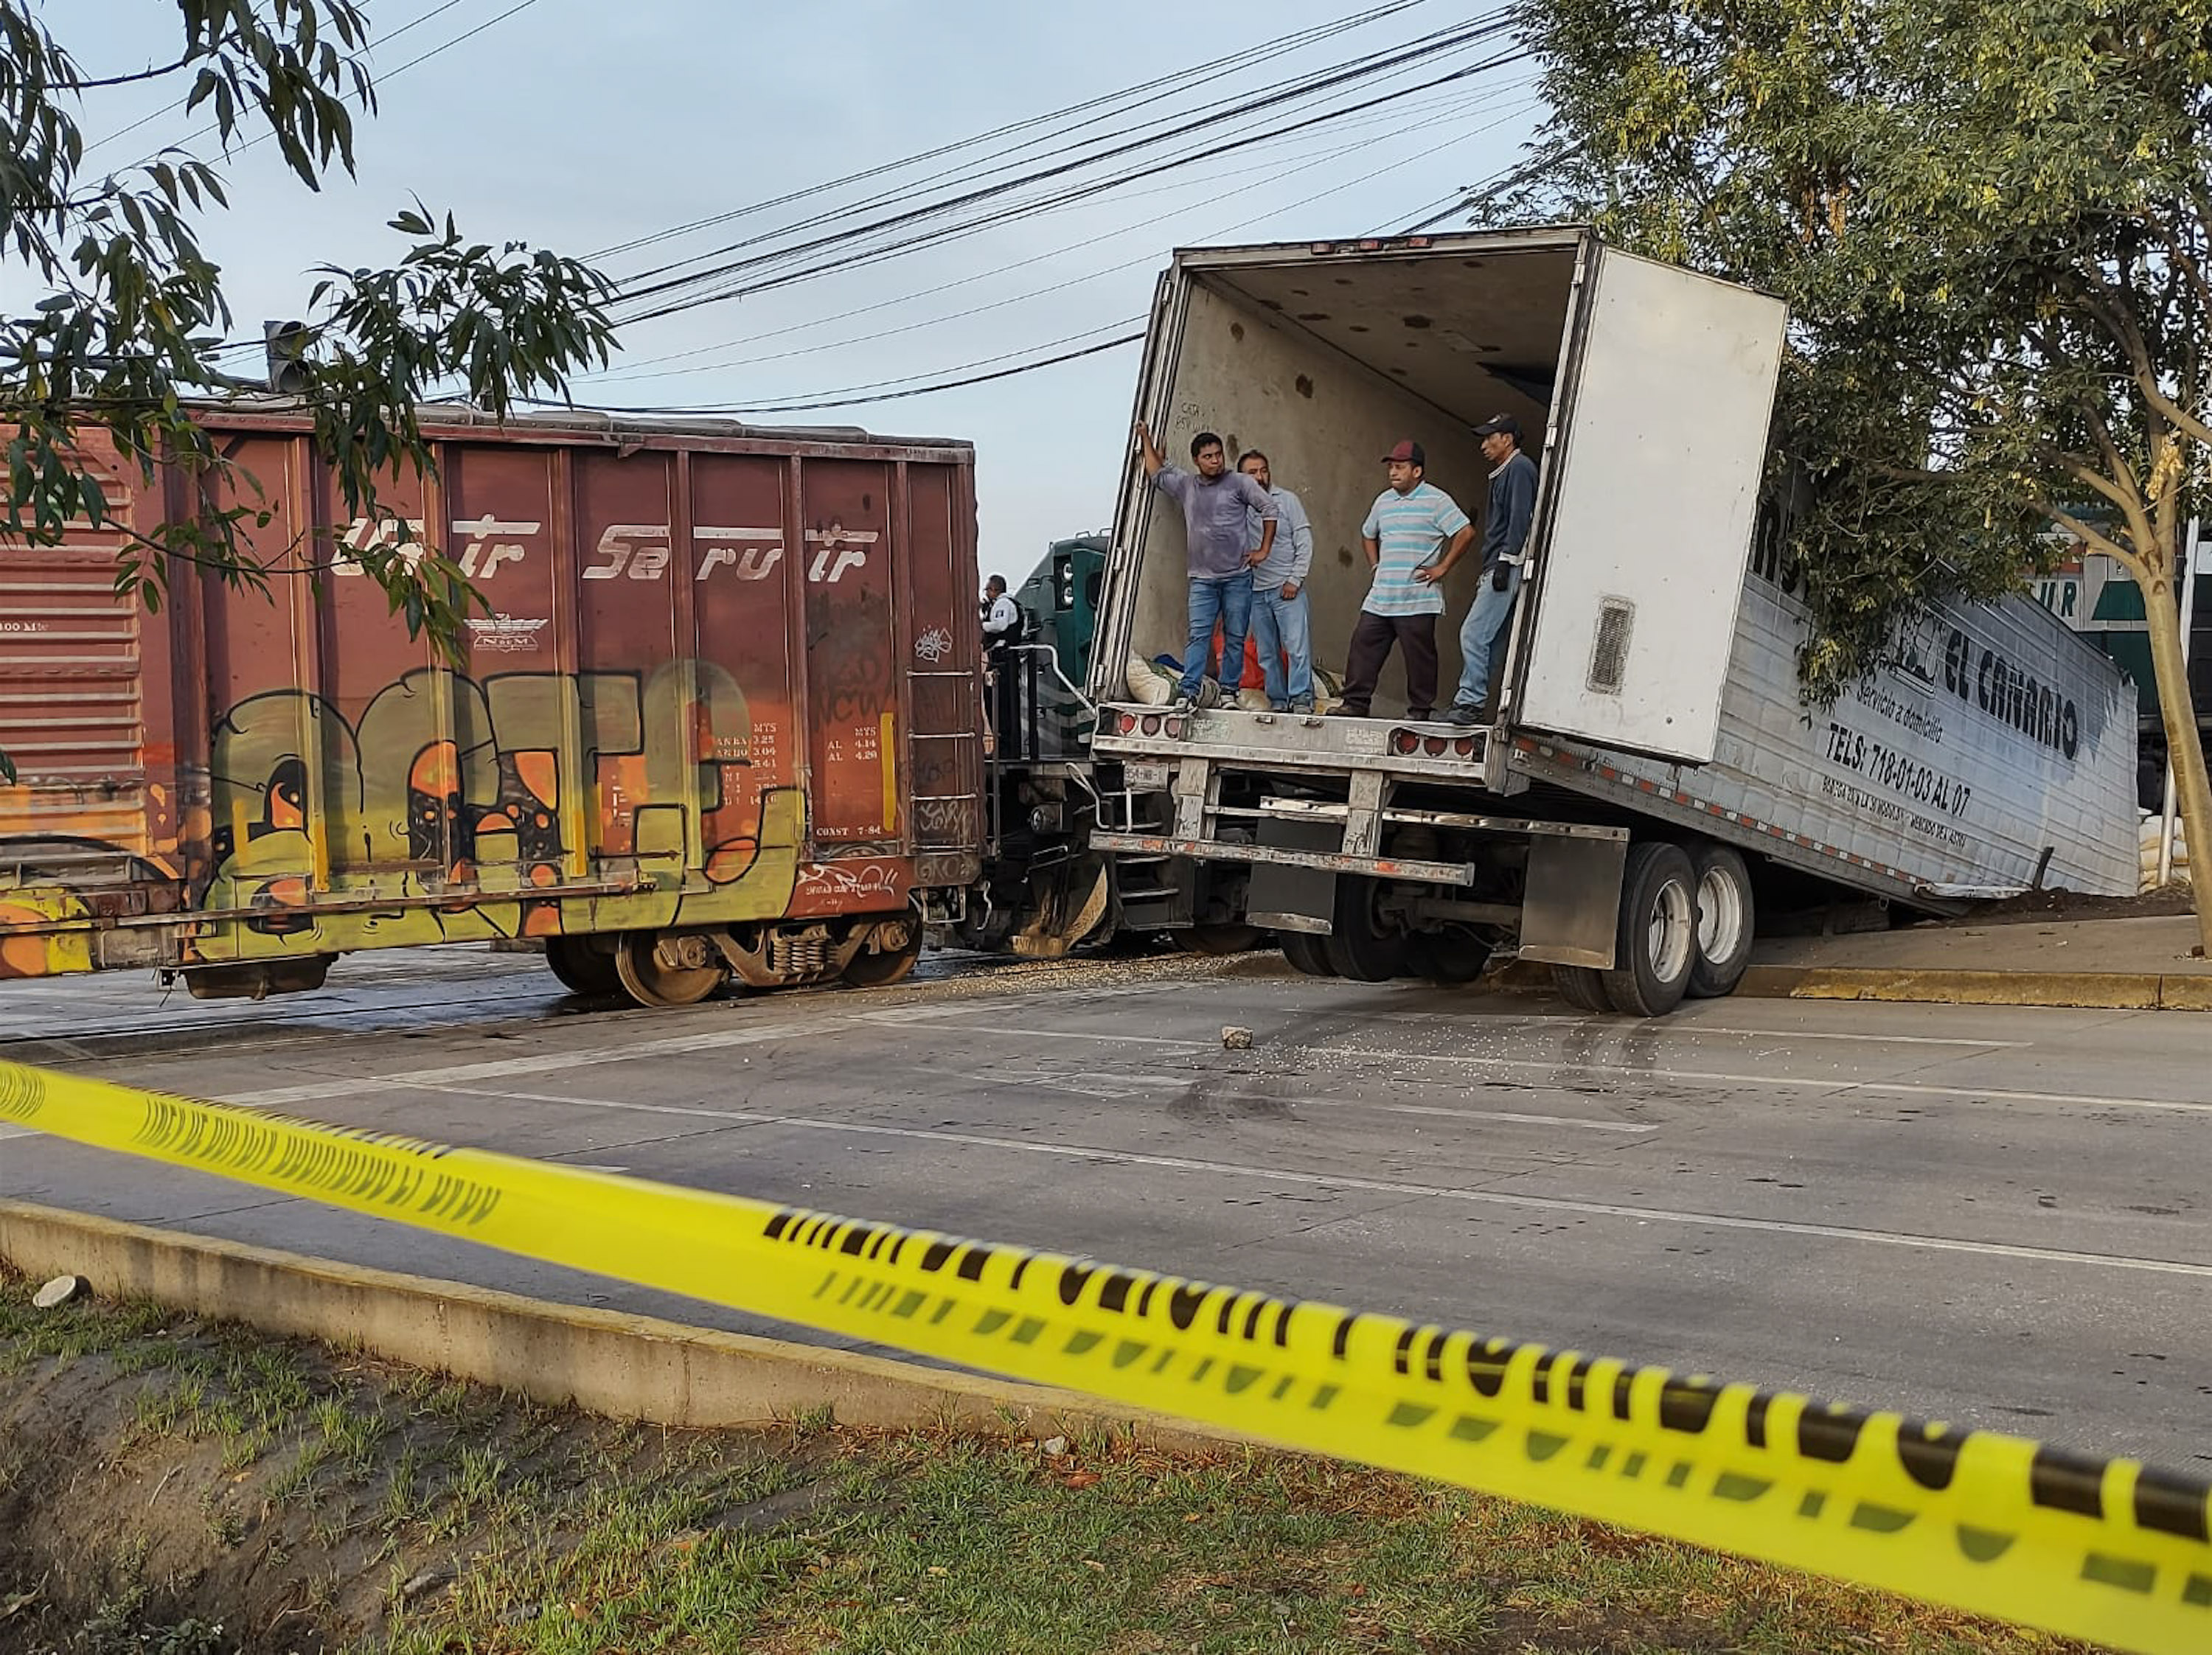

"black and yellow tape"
[4,1057,2207,1654]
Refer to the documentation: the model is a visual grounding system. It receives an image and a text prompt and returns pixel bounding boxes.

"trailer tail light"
[1390,730,1419,756]
[1164,716,1186,739]
[1141,714,1162,736]
[1423,736,1447,756]
[1453,736,1478,758]
[1115,712,1139,736]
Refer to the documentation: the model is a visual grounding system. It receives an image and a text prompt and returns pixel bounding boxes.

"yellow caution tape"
[4,1056,2207,1654]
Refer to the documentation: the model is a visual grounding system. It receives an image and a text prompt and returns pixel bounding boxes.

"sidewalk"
[1738,913,2212,1011]
[1498,911,2212,1011]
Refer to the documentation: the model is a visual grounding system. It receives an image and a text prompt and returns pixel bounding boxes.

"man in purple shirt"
[1136,421,1279,705]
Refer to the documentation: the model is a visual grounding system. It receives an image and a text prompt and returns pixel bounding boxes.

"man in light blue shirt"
[1237,449,1315,713]
[1336,439,1474,720]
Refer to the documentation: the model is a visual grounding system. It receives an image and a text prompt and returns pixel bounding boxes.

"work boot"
[1444,703,1484,726]
[1327,703,1369,719]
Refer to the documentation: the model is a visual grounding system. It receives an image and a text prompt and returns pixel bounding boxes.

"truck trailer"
[1086,227,2141,1014]
[0,405,984,1006]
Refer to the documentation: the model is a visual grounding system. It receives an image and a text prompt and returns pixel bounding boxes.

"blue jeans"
[1454,562,1523,708]
[1182,571,1253,699]
[1249,582,1314,708]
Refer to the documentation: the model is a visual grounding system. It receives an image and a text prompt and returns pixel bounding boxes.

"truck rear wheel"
[1405,933,1492,985]
[1601,843,1698,1017]
[1324,877,1406,982]
[1552,964,1610,1012]
[1280,931,1335,977]
[1686,846,1756,999]
[1178,922,1262,955]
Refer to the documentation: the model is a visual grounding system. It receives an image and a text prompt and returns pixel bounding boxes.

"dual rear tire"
[1553,840,1756,1017]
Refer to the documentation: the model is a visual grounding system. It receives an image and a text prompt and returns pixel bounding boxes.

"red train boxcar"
[0,404,984,1006]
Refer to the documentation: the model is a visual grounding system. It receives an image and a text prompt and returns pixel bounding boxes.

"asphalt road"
[4,943,2208,1471]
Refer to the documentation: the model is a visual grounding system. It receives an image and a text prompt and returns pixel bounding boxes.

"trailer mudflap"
[1246,816,1341,935]
[1516,835,1628,968]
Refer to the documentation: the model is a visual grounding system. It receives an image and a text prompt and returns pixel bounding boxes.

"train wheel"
[545,935,621,997]
[842,920,922,989]
[613,931,725,1008]
[1280,930,1335,977]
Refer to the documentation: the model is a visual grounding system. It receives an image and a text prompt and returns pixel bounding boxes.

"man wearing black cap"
[1447,414,1540,725]
[1337,439,1475,720]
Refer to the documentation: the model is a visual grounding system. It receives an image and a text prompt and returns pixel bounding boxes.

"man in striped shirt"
[1335,439,1475,720]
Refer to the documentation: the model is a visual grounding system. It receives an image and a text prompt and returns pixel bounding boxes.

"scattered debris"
[1221,1025,1253,1050]
[32,1275,88,1310]
[1040,1435,1068,1457]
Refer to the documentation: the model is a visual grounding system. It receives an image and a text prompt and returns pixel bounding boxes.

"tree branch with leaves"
[1500,0,2212,947]
[0,0,617,780]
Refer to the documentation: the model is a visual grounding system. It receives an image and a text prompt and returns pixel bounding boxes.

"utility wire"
[549,330,1150,419]
[618,42,1531,327]
[588,0,1427,266]
[586,79,1542,382]
[82,0,471,156]
[574,97,1543,418]
[614,10,1498,292]
[585,92,1543,388]
[610,15,1515,315]
[189,0,545,164]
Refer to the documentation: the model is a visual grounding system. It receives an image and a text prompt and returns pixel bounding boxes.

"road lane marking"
[194,1006,2204,1120]
[1312,1047,2212,1116]
[402,1080,2212,1281]
[947,1069,1656,1134]
[1363,1010,2025,1048]
[222,1015,855,1107]
[869,1001,2025,1050]
[881,1017,2212,1116]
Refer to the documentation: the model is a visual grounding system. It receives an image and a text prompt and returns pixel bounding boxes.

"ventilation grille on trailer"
[1587,599,1635,694]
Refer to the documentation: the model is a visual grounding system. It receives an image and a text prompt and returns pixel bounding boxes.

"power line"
[573,98,1545,419]
[617,40,1530,327]
[612,15,1512,307]
[544,329,1149,419]
[588,0,1428,267]
[584,80,1545,383]
[195,0,545,164]
[614,9,1491,293]
[609,15,1516,317]
[83,0,472,158]
[585,91,1543,389]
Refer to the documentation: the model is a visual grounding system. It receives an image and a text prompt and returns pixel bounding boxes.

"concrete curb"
[1492,959,2212,1011]
[0,1199,1241,1452]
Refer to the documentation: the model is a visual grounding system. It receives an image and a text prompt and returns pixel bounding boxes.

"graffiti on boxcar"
[192,660,812,966]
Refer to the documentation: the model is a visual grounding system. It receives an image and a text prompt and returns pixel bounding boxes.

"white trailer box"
[1088,229,2139,1014]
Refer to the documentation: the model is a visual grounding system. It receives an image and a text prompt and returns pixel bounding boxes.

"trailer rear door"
[1505,249,1787,764]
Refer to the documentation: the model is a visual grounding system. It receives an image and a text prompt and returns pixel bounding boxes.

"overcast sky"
[60,0,1545,586]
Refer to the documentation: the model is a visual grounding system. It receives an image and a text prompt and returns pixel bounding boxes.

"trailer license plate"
[1124,762,1173,791]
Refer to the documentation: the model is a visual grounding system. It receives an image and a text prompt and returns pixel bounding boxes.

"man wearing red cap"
[1336,439,1474,720]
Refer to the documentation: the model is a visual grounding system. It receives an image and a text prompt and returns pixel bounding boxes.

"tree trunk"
[2139,561,2212,954]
